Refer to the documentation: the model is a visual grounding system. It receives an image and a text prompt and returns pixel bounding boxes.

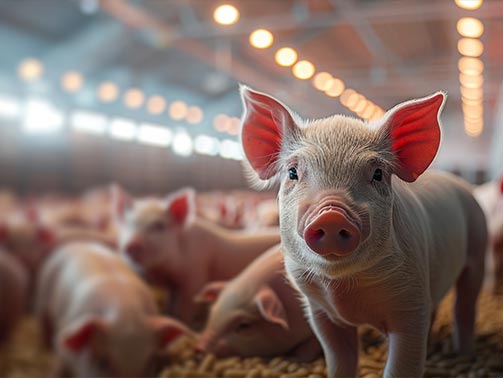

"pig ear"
[193,281,227,304]
[37,226,55,247]
[240,85,299,180]
[59,317,105,353]
[380,92,446,182]
[111,184,133,220]
[165,188,196,227]
[254,286,289,330]
[149,317,194,349]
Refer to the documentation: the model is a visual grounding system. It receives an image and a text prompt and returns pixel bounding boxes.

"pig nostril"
[339,229,351,239]
[314,229,325,238]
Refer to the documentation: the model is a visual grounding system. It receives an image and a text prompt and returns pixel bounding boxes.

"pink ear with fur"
[383,92,446,182]
[62,318,104,353]
[166,188,195,226]
[254,286,289,330]
[193,281,227,304]
[240,86,297,180]
[149,317,194,349]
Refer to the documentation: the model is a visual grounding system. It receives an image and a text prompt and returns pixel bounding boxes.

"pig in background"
[196,245,322,361]
[0,250,27,343]
[240,87,487,377]
[474,176,503,294]
[35,242,194,378]
[114,186,280,326]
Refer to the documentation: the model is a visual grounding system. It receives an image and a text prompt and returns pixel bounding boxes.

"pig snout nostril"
[339,229,351,239]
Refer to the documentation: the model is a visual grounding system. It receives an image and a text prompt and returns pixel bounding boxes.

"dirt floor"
[0,290,501,378]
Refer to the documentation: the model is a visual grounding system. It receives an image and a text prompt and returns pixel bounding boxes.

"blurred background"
[0,0,502,195]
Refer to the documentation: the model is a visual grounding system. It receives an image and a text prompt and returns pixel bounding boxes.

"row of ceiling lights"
[16,59,240,137]
[455,0,484,138]
[213,4,385,121]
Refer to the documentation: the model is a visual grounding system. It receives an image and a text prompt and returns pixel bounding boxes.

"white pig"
[35,242,193,378]
[239,87,487,377]
[0,250,27,342]
[114,187,280,325]
[196,245,321,360]
[474,177,503,294]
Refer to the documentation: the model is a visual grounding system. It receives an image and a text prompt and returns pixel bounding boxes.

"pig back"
[399,171,484,305]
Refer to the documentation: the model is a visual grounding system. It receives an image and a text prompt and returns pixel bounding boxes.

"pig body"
[115,188,281,325]
[474,178,503,293]
[0,250,27,342]
[239,87,487,377]
[35,242,193,378]
[198,245,321,360]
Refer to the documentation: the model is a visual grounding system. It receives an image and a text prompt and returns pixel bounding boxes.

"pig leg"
[307,308,358,377]
[288,335,322,362]
[384,327,428,377]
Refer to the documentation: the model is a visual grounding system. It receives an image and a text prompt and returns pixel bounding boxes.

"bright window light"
[70,110,108,134]
[109,118,137,141]
[172,131,193,156]
[22,99,64,134]
[137,123,173,147]
[0,95,21,119]
[219,139,243,160]
[194,135,220,156]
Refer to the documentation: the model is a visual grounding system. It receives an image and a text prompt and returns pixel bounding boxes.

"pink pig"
[239,87,487,377]
[196,245,321,360]
[35,242,193,378]
[0,250,27,343]
[114,187,280,325]
[474,176,503,294]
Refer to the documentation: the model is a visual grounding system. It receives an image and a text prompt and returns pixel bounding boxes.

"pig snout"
[125,240,145,263]
[196,333,233,357]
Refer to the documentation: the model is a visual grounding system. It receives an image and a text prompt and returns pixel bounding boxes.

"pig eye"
[372,169,383,182]
[235,320,254,333]
[288,167,299,180]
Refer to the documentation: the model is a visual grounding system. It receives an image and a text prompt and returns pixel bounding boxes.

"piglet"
[35,242,193,378]
[474,176,503,294]
[0,250,27,343]
[239,87,487,377]
[196,245,321,360]
[114,187,280,325]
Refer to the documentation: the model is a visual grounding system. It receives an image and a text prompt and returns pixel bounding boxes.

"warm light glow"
[361,103,376,119]
[97,82,119,103]
[340,89,357,107]
[18,58,44,82]
[460,86,483,100]
[61,71,84,92]
[213,4,239,25]
[462,103,483,116]
[459,73,483,88]
[249,29,274,49]
[292,60,315,80]
[275,47,298,67]
[455,0,483,10]
[457,38,484,57]
[71,110,107,134]
[228,117,241,136]
[312,72,333,91]
[462,96,483,106]
[346,92,360,109]
[464,120,483,137]
[172,131,193,156]
[353,96,367,113]
[458,57,484,75]
[169,101,188,120]
[146,96,166,115]
[213,114,231,132]
[109,118,137,141]
[137,123,172,147]
[195,135,220,156]
[325,78,345,98]
[123,88,145,109]
[23,99,64,134]
[457,17,484,38]
[186,106,204,125]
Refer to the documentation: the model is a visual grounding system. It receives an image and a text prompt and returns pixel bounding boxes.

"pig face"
[114,186,195,278]
[240,87,445,279]
[197,283,290,358]
[58,315,189,378]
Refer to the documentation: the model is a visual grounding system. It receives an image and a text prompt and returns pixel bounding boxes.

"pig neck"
[180,217,276,282]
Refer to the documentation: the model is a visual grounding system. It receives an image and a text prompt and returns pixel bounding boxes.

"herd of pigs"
[0,87,502,378]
